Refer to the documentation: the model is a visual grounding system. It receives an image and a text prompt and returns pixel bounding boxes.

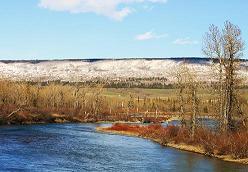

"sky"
[0,0,247,60]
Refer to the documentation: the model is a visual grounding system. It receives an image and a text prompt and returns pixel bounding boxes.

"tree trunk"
[179,86,186,126]
[191,88,197,138]
[223,56,235,131]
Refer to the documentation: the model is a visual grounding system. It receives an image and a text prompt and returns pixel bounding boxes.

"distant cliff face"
[0,58,247,84]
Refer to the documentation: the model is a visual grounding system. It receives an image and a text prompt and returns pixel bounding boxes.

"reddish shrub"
[108,123,142,134]
[165,125,179,139]
[229,132,248,159]
[173,127,191,144]
[106,123,248,159]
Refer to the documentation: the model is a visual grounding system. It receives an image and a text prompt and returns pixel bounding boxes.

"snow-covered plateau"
[0,58,247,84]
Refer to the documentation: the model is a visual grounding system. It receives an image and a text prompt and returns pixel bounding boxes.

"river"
[0,123,247,172]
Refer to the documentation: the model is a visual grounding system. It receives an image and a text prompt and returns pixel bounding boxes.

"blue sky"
[0,0,247,60]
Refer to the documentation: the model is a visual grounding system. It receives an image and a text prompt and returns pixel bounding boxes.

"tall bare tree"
[203,24,224,124]
[203,21,244,131]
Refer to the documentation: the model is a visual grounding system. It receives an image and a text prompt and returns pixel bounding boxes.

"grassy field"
[103,88,177,99]
[103,88,248,118]
[103,88,248,101]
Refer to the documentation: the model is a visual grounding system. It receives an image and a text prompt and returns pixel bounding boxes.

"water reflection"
[163,118,220,131]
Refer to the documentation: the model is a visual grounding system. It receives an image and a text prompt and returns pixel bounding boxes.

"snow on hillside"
[0,59,247,83]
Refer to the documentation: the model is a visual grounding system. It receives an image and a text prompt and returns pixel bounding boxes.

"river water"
[0,123,247,172]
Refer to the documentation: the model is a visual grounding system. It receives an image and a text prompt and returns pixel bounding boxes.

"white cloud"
[135,31,167,41]
[143,5,154,11]
[173,37,198,45]
[39,0,167,21]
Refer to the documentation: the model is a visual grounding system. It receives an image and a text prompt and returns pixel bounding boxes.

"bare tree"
[172,63,188,126]
[91,84,104,119]
[185,66,200,138]
[172,63,200,137]
[203,21,245,131]
[203,24,224,126]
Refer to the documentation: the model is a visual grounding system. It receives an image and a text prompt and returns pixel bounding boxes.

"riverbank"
[0,109,145,125]
[0,113,131,125]
[0,105,169,125]
[96,124,248,165]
